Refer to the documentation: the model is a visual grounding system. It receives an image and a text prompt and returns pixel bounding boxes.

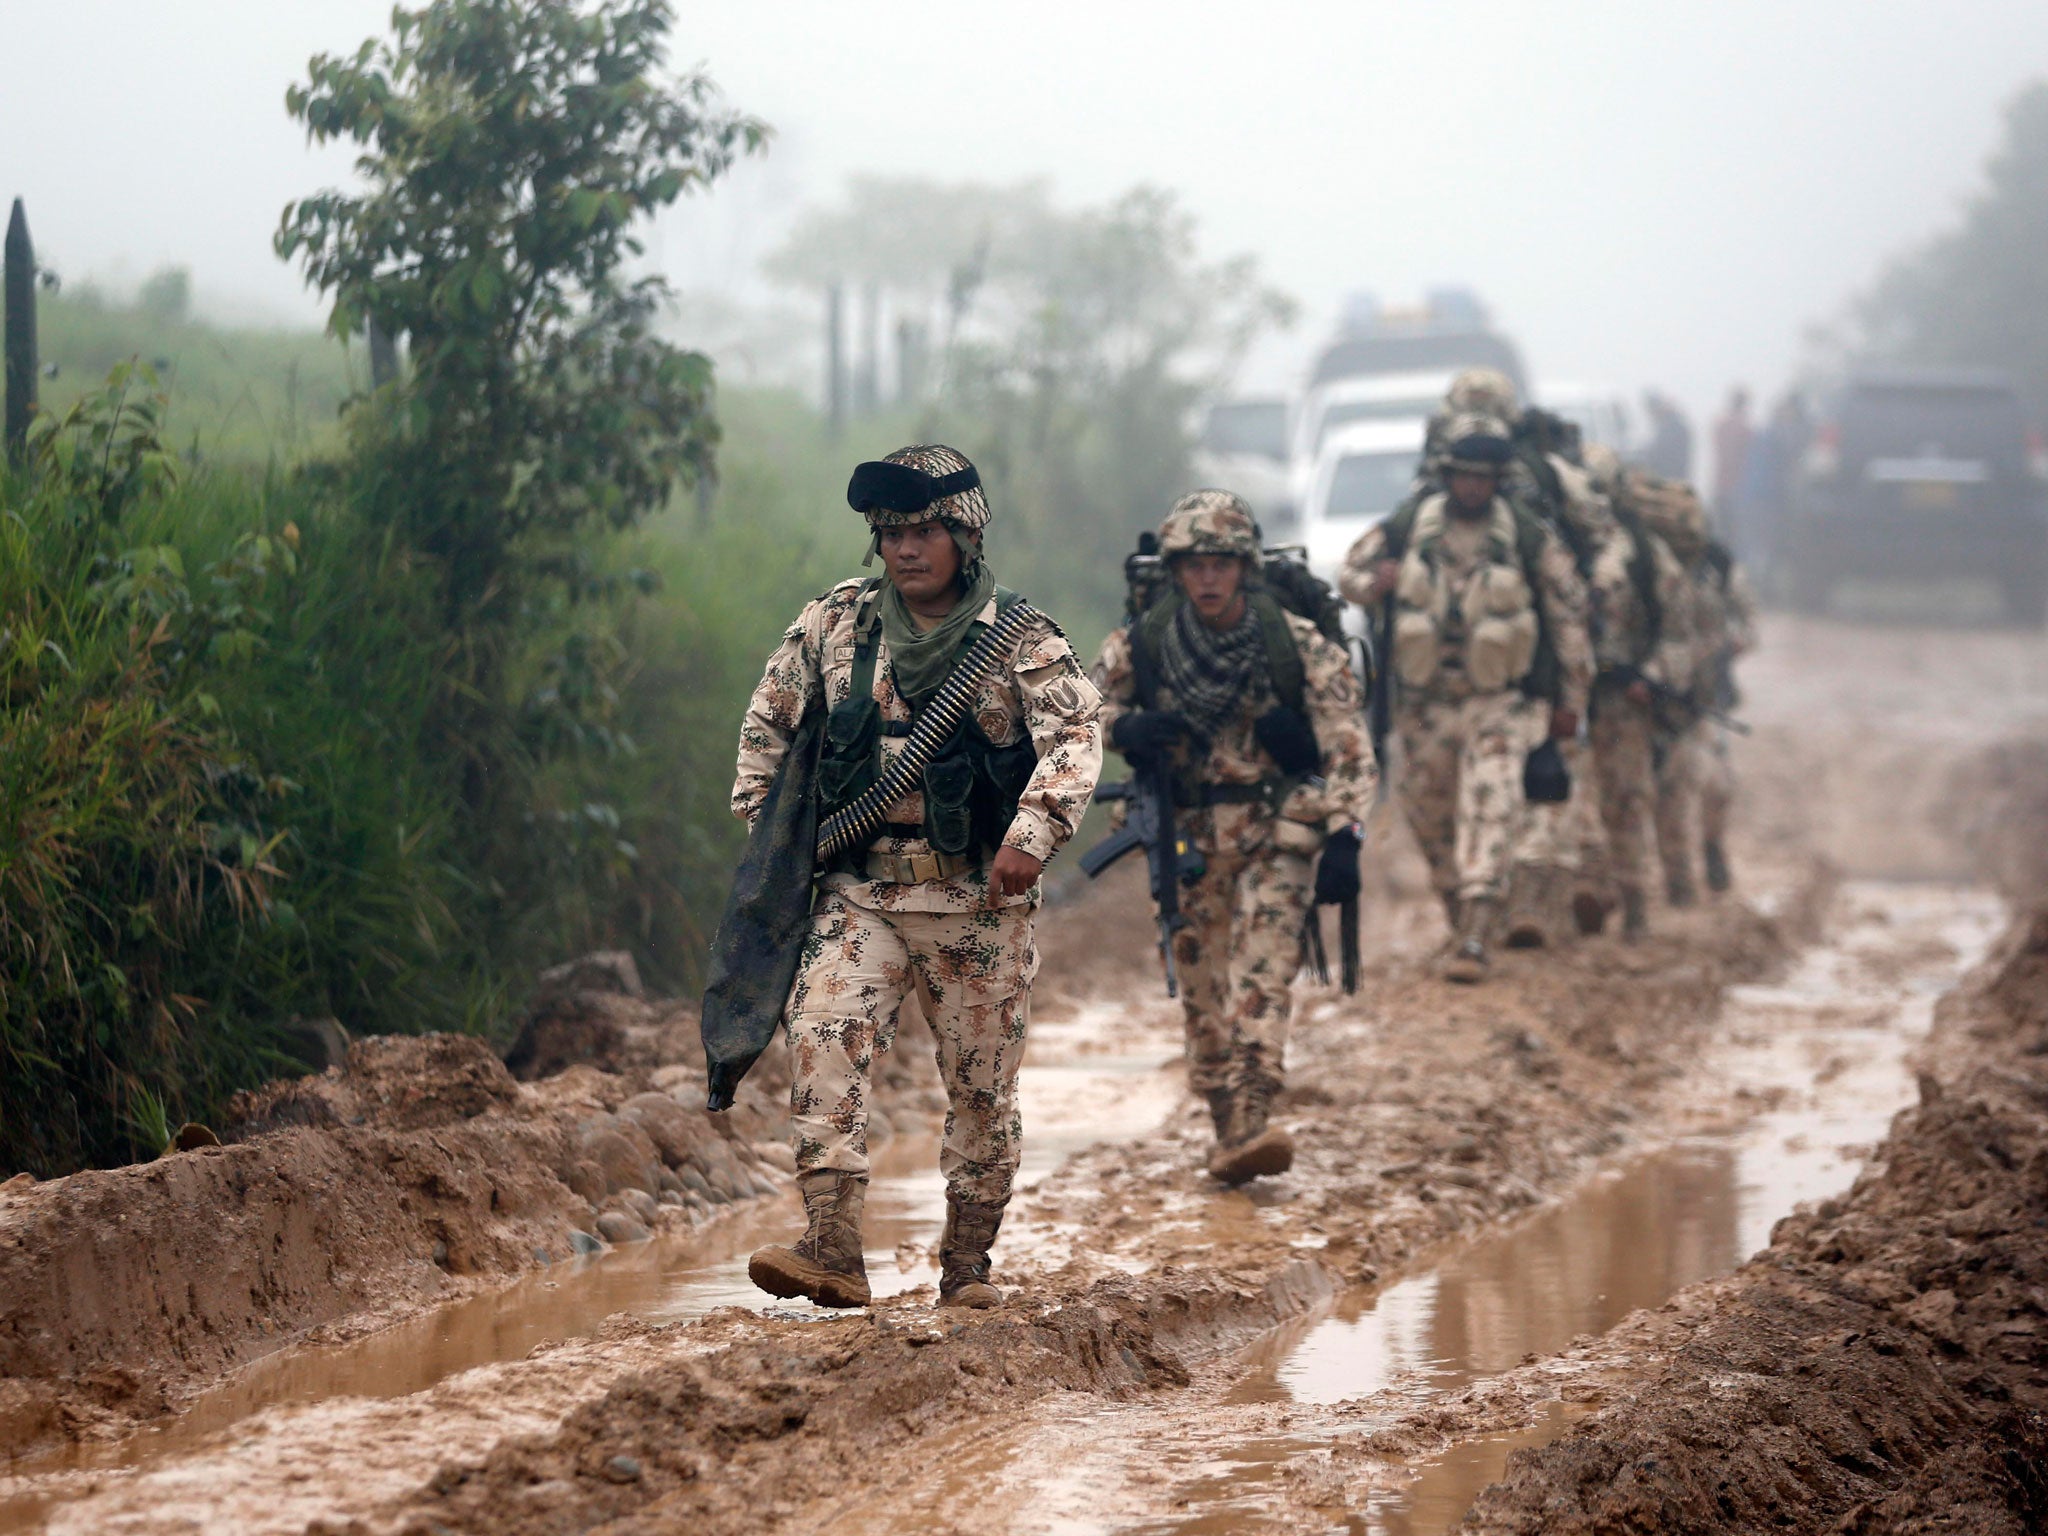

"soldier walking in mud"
[1339,416,1592,982]
[1089,493,1375,1185]
[1579,448,1701,940]
[723,445,1102,1309]
[1677,506,1758,894]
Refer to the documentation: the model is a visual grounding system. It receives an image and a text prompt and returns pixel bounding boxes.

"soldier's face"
[879,519,964,606]
[1447,470,1498,515]
[1175,553,1248,628]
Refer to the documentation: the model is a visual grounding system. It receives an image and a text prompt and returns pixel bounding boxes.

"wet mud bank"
[0,973,914,1458]
[1461,902,2048,1535]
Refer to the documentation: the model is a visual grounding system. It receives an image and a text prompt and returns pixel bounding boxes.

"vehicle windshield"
[1203,401,1289,460]
[1317,398,1439,449]
[1323,450,1418,521]
[1842,385,2024,469]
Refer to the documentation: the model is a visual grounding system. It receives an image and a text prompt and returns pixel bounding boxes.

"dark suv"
[1781,367,2048,623]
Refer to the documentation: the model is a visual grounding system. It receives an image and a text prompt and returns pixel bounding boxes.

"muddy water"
[0,1005,1179,1530]
[836,881,2004,1536]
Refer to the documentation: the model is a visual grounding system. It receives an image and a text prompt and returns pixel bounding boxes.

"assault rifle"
[1605,664,1751,736]
[1080,754,1206,997]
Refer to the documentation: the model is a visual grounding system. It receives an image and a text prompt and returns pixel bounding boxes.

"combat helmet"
[1623,470,1707,556]
[1440,413,1515,476]
[1445,367,1520,423]
[846,444,990,531]
[1157,489,1260,561]
[1580,442,1624,495]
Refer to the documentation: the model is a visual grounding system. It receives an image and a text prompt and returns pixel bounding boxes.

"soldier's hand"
[988,845,1043,905]
[1366,559,1400,600]
[1625,679,1653,707]
[1110,709,1190,759]
[1549,705,1580,740]
[1314,825,1363,906]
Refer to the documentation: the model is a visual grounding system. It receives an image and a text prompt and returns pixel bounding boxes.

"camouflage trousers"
[1395,692,1547,906]
[1589,689,1660,897]
[1696,724,1735,844]
[1654,724,1703,893]
[1173,835,1314,1095]
[783,887,1038,1205]
[1511,736,1599,873]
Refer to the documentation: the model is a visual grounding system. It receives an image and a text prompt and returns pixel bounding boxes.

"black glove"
[1110,709,1190,759]
[1314,825,1362,906]
[1522,739,1572,804]
[1253,706,1321,776]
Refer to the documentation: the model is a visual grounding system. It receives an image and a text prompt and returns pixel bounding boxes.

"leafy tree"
[1839,81,2048,410]
[276,0,766,631]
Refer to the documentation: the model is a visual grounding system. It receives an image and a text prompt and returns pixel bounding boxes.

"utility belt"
[865,847,974,884]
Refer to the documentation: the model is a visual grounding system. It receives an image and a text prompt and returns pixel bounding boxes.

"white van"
[1298,417,1428,587]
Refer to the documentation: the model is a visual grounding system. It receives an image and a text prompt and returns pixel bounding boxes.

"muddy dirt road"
[2,611,2045,1536]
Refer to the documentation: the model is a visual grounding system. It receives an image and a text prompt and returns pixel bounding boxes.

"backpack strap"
[1251,592,1306,716]
[847,577,886,708]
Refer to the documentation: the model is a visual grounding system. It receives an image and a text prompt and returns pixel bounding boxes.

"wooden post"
[854,280,880,417]
[825,283,846,439]
[4,199,37,465]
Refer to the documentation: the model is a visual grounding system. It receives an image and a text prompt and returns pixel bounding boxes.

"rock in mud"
[619,1091,695,1165]
[595,1211,651,1245]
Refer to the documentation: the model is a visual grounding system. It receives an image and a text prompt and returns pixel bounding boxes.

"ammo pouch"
[1393,554,1446,688]
[973,730,1039,853]
[819,695,881,815]
[1463,565,1539,692]
[921,735,977,857]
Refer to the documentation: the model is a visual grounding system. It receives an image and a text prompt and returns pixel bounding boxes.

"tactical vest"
[1388,497,1541,694]
[1379,494,1561,704]
[1594,507,1666,669]
[1127,589,1322,811]
[816,581,1039,867]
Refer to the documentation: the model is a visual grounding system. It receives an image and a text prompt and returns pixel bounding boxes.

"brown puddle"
[833,880,2006,1535]
[0,1006,1180,1530]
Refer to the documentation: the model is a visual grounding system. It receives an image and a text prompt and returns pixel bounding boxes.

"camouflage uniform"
[733,468,1103,1209]
[1682,548,1757,887]
[1338,483,1592,922]
[1586,509,1699,926]
[1089,493,1375,1133]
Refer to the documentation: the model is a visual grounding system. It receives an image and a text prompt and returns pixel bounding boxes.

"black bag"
[1522,737,1572,804]
[700,704,823,1110]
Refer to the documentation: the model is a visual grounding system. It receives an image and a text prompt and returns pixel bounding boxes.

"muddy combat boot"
[1666,870,1698,909]
[1203,1086,1235,1143]
[937,1196,1006,1309]
[1208,1072,1295,1186]
[1620,886,1649,943]
[748,1170,870,1308]
[1571,888,1610,937]
[1442,898,1495,984]
[1703,839,1731,894]
[1503,866,1559,949]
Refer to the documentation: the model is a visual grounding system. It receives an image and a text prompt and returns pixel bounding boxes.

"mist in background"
[7,1,2048,422]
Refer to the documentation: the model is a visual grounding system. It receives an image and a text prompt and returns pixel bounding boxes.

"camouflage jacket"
[1590,521,1699,689]
[1688,550,1758,700]
[1089,609,1377,854]
[1337,498,1594,717]
[732,578,1104,913]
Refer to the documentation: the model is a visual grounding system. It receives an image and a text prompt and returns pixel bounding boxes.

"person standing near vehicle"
[1711,387,1754,522]
[1089,492,1375,1185]
[1339,416,1592,983]
[731,444,1102,1310]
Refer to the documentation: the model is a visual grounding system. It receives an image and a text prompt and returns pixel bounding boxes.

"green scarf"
[878,556,998,709]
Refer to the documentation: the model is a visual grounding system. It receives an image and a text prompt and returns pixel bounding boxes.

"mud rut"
[2,612,2045,1536]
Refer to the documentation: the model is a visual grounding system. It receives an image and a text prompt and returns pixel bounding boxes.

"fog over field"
[7,1,2047,417]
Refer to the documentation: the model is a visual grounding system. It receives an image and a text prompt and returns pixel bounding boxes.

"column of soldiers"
[712,380,1757,1310]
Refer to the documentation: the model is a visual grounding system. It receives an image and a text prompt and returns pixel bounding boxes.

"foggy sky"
[6,1,2046,424]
